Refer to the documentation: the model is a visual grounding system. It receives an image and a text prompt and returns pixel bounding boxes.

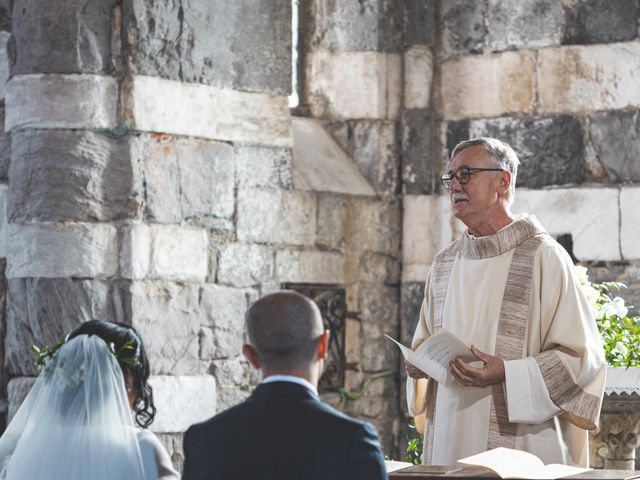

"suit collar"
[251,381,319,401]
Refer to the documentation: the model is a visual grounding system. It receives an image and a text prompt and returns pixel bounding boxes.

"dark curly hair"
[68,320,156,428]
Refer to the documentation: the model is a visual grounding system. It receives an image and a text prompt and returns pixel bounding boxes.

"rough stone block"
[0,31,9,101]
[512,187,620,261]
[402,109,437,195]
[438,0,486,57]
[148,225,208,282]
[275,249,345,284]
[5,279,131,375]
[404,46,433,110]
[359,252,400,286]
[155,433,184,473]
[403,194,438,268]
[401,282,425,344]
[5,74,118,131]
[9,130,141,223]
[212,356,255,411]
[469,115,585,188]
[563,0,638,45]
[316,194,347,250]
[0,106,10,180]
[128,75,292,147]
[0,184,6,258]
[488,0,565,51]
[306,51,401,120]
[538,43,640,115]
[234,145,293,189]
[129,281,205,375]
[304,0,402,52]
[237,188,316,246]
[201,284,249,359]
[441,50,536,120]
[7,222,118,279]
[588,110,640,183]
[403,0,436,47]
[12,0,115,74]
[359,285,400,371]
[621,188,640,260]
[348,198,401,256]
[149,375,216,433]
[218,243,273,288]
[126,0,291,94]
[7,377,36,422]
[119,224,150,280]
[136,136,235,226]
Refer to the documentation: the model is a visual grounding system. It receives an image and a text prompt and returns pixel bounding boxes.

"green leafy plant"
[576,266,640,367]
[405,420,423,464]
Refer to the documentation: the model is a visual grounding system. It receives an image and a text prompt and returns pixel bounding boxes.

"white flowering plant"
[576,266,640,367]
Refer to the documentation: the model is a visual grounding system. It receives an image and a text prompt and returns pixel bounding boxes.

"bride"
[0,320,179,479]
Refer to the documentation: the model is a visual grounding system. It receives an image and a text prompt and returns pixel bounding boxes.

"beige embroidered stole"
[427,215,548,454]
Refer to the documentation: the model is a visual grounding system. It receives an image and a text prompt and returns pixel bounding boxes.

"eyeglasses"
[440,167,505,190]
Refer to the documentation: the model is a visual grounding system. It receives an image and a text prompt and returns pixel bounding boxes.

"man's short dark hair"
[245,291,324,371]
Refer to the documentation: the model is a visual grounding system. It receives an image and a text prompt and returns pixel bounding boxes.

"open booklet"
[385,329,478,385]
[458,447,591,479]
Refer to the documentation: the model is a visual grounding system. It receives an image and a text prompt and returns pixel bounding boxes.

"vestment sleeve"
[504,244,605,430]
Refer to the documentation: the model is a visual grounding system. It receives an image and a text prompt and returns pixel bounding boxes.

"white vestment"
[407,214,606,467]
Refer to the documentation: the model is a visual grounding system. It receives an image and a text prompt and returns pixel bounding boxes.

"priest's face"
[447,145,502,227]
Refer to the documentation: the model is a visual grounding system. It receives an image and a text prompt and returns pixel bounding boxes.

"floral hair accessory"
[32,336,138,368]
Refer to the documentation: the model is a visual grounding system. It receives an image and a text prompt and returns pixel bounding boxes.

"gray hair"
[245,291,324,371]
[451,137,520,205]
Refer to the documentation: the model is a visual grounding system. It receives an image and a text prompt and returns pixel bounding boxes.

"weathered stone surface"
[359,285,400,371]
[212,356,256,412]
[512,187,620,261]
[0,1,9,32]
[292,117,376,196]
[469,115,585,188]
[402,109,437,195]
[445,120,470,161]
[401,282,424,344]
[12,0,115,74]
[304,0,402,52]
[347,199,401,256]
[9,130,141,223]
[156,434,184,473]
[440,50,536,120]
[237,188,316,246]
[120,224,208,281]
[0,184,6,258]
[538,43,640,115]
[234,145,293,189]
[7,222,118,279]
[583,261,640,313]
[488,0,564,51]
[149,375,216,433]
[404,46,433,110]
[218,243,273,288]
[621,188,640,260]
[316,194,347,250]
[0,31,9,100]
[589,110,640,183]
[438,0,486,57]
[359,252,400,286]
[128,75,292,147]
[126,0,291,94]
[305,51,401,120]
[5,279,130,375]
[7,377,35,421]
[136,136,235,226]
[0,106,10,179]
[201,284,249,359]
[129,281,205,375]
[325,119,399,196]
[403,0,436,47]
[5,74,118,131]
[403,194,438,269]
[275,249,346,284]
[563,0,638,45]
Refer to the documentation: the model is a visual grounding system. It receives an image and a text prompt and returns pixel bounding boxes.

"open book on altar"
[384,329,477,385]
[457,447,591,479]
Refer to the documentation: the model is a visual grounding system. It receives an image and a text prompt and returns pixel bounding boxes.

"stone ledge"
[621,187,640,260]
[512,187,620,261]
[128,75,292,147]
[5,74,118,131]
[7,222,118,278]
[149,375,216,433]
[538,42,640,115]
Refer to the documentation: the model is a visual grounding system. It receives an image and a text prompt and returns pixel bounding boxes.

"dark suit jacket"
[182,381,388,480]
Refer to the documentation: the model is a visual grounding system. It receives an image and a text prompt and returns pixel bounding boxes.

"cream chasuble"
[407,214,606,467]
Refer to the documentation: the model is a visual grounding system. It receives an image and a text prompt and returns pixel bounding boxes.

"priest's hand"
[405,360,429,380]
[450,345,505,387]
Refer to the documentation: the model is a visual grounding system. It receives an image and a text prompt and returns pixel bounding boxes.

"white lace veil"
[0,335,147,479]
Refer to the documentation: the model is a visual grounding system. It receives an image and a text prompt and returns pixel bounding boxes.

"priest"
[406,137,606,466]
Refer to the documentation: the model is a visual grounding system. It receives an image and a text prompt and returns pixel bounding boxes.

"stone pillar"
[590,395,640,470]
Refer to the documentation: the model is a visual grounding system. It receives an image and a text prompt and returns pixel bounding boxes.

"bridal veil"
[0,335,147,479]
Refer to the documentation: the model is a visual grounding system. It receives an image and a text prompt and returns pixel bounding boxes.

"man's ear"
[498,170,511,196]
[242,344,261,370]
[316,330,330,361]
